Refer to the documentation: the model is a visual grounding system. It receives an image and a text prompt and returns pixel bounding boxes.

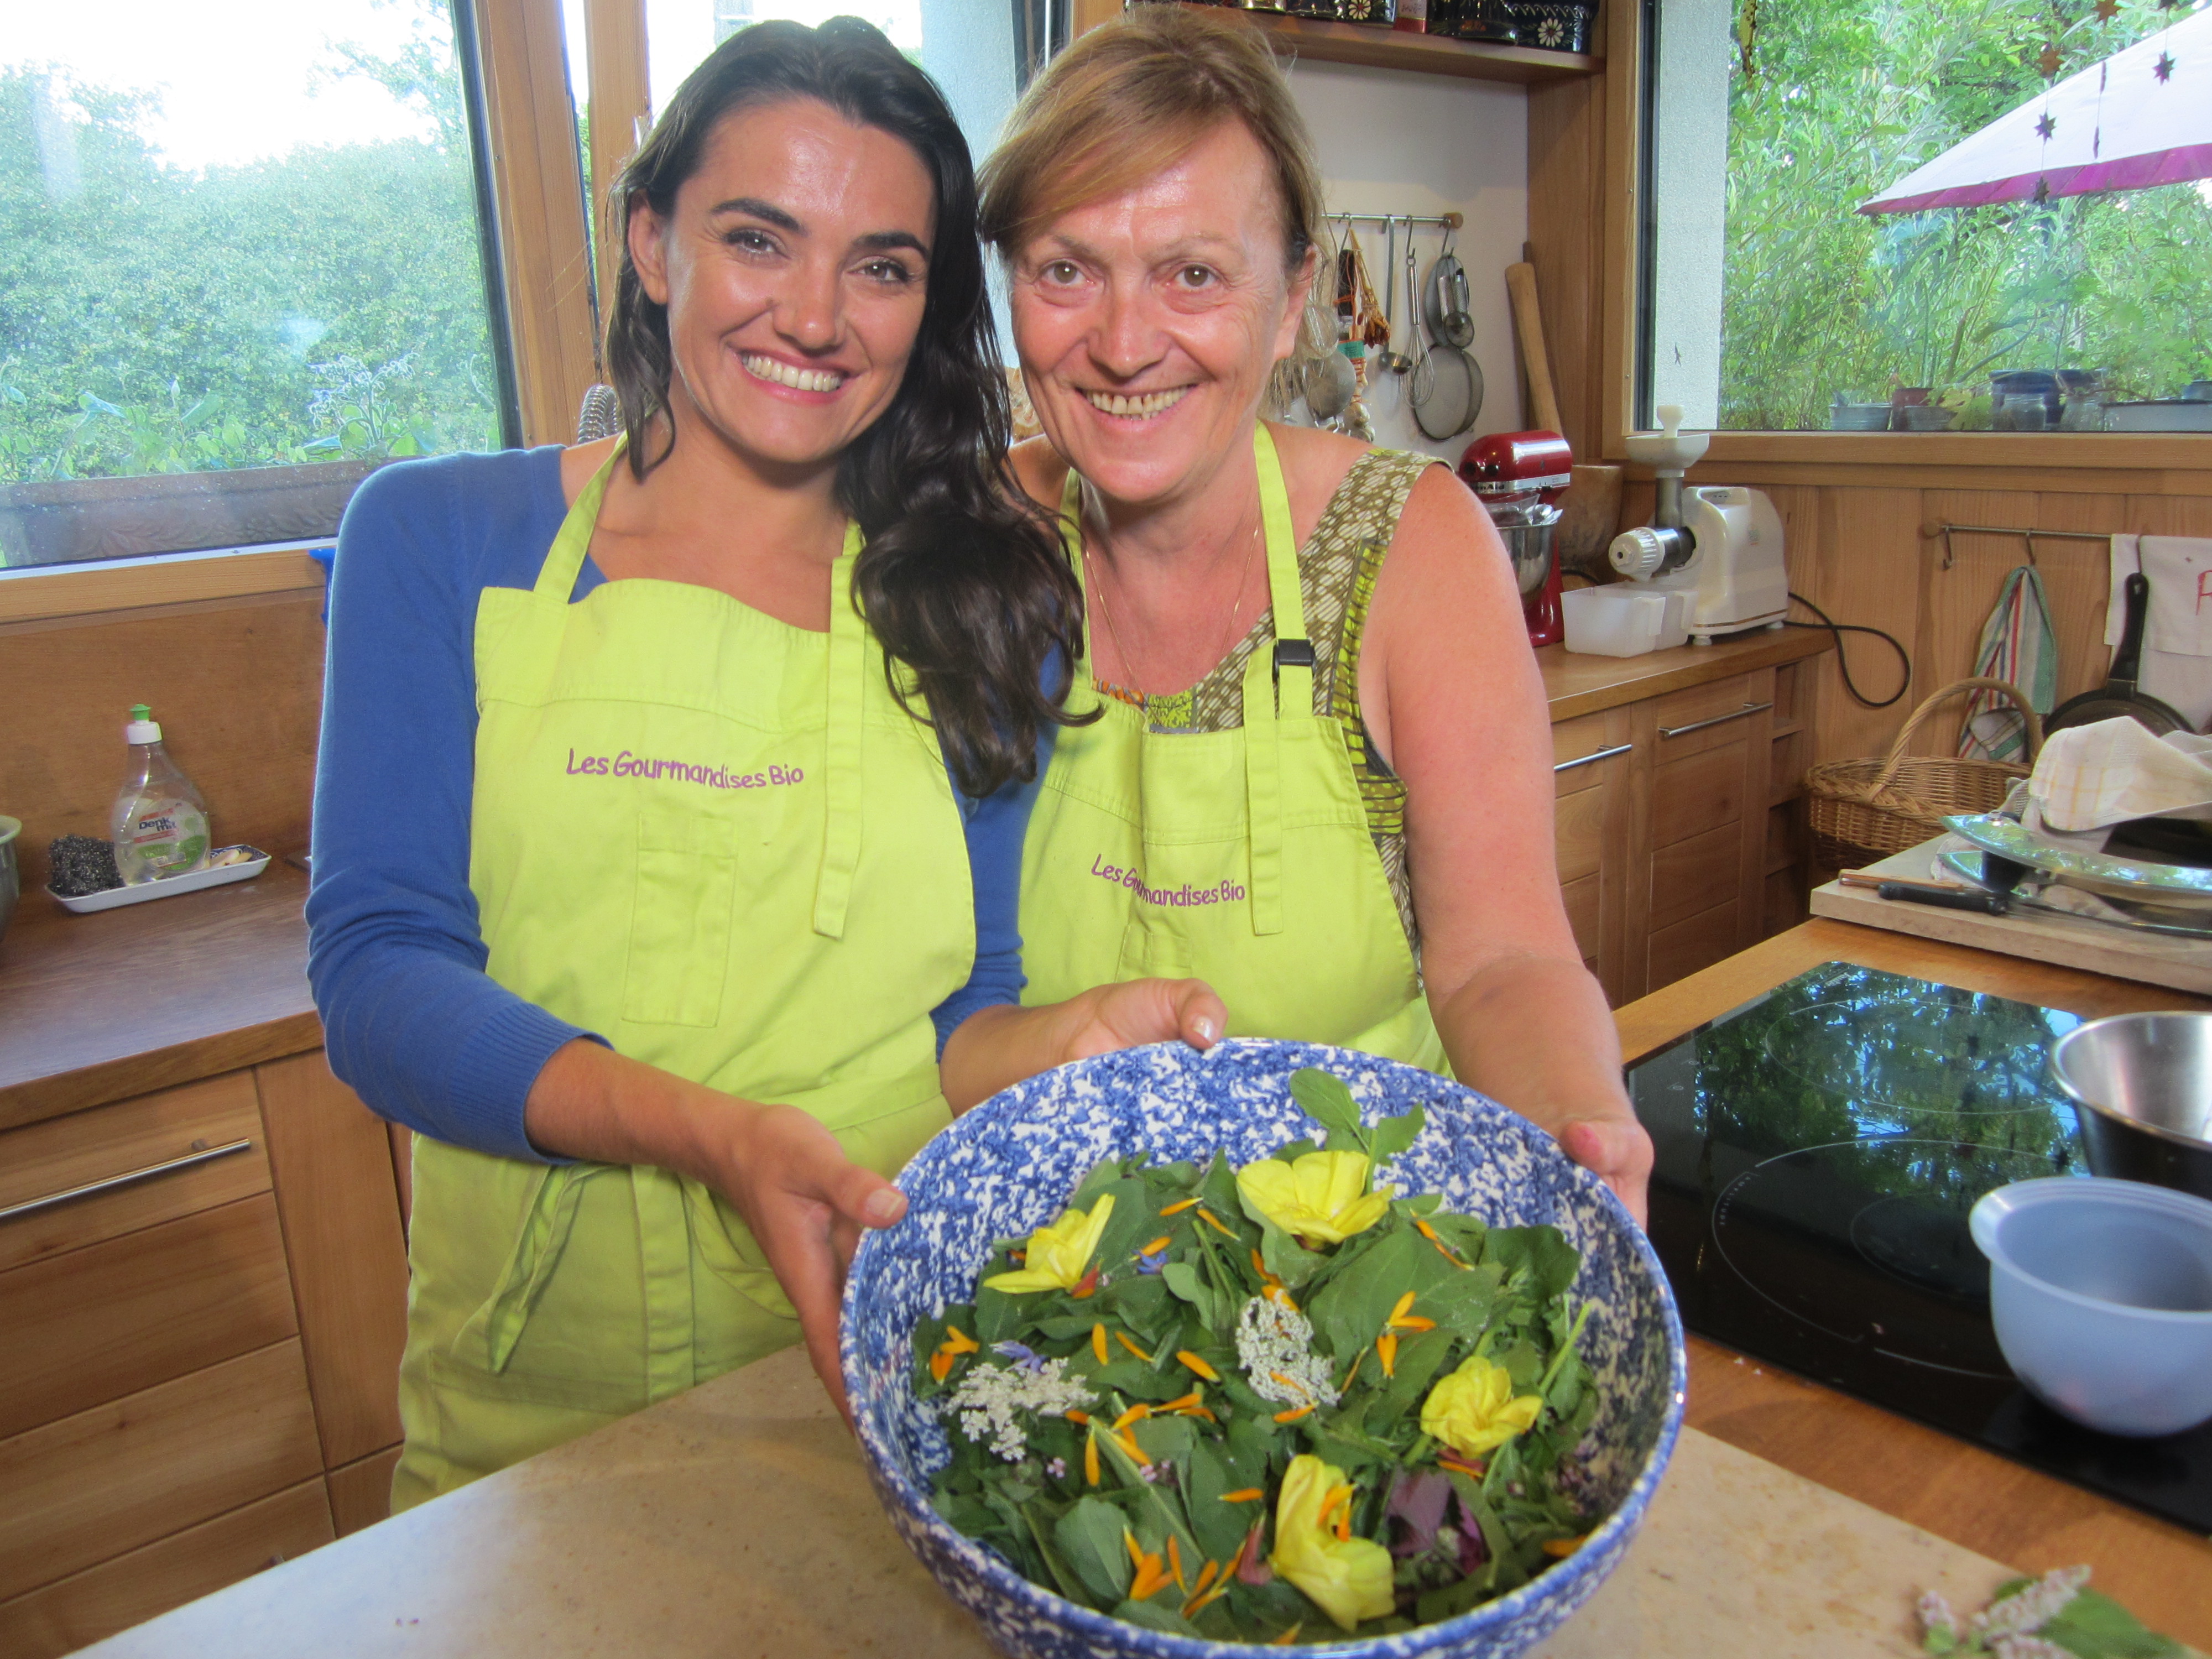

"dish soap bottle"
[111,705,211,884]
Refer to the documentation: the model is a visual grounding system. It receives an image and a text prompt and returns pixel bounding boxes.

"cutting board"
[1811,838,2212,996]
[84,1348,2027,1659]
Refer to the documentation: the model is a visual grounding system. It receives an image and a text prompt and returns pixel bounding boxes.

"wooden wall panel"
[0,594,323,889]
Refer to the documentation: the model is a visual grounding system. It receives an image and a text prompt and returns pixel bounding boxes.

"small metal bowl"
[1490,503,1562,597]
[2049,1013,2212,1199]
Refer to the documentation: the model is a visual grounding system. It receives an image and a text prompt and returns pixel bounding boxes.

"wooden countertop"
[0,860,319,1131]
[85,1348,2031,1659]
[1636,919,2212,1650]
[0,631,1825,1129]
[1538,623,1832,722]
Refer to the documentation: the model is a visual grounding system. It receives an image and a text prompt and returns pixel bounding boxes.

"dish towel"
[2107,535,2212,729]
[1957,565,2057,761]
[2028,714,2212,832]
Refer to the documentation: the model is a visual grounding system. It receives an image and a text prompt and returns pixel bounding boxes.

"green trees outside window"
[1705,0,2211,431]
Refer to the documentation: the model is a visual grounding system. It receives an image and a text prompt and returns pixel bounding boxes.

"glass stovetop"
[1626,961,2211,1533]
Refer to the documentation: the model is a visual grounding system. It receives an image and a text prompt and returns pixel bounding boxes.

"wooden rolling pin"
[1505,260,1624,583]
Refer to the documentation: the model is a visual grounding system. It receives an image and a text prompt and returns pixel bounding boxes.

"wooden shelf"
[1203,9,1599,84]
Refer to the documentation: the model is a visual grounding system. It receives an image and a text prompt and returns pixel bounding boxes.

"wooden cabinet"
[0,1054,408,1657]
[1553,654,1815,1005]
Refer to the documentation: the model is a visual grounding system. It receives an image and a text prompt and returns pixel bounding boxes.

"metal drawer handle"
[1553,742,1633,774]
[1658,700,1773,740]
[0,1139,253,1225]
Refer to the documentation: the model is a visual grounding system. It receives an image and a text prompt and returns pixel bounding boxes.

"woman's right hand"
[938,978,1228,1114]
[523,1039,904,1422]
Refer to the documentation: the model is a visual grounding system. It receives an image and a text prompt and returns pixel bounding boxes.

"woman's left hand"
[940,977,1227,1112]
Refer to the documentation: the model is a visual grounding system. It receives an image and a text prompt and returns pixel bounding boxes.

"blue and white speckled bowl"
[841,1039,1686,1659]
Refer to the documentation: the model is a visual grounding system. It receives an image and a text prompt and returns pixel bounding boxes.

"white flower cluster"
[1235,1293,1341,1410]
[948,1358,1096,1463]
[1919,1591,1958,1645]
[1975,1566,2090,1641]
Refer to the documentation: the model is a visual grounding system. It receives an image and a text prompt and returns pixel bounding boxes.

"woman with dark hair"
[308,17,1221,1508]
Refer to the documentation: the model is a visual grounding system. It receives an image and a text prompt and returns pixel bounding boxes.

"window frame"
[1,0,601,617]
[1602,0,2212,484]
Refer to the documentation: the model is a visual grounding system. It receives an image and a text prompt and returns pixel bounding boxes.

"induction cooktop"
[1625,961,2211,1532]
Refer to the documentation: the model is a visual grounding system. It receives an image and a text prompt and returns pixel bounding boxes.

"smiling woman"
[305,17,1227,1514]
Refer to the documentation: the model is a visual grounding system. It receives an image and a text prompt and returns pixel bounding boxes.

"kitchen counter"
[1537,623,1830,722]
[80,1347,2025,1659]
[72,915,2212,1659]
[0,630,1827,1135]
[0,860,319,1131]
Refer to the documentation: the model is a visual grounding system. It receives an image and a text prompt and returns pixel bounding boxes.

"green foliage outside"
[0,3,501,491]
[1718,0,2212,430]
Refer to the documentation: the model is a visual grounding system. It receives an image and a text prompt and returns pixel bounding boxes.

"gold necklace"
[1083,509,1262,698]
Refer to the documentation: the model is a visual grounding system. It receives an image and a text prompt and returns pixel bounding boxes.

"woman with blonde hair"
[982,7,1651,1215]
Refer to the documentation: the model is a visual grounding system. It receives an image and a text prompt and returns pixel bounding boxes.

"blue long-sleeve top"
[306,446,1040,1162]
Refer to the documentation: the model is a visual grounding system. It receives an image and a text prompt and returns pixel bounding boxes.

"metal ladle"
[1380,217,1412,375]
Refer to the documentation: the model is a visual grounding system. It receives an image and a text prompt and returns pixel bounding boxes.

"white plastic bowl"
[1969,1177,2212,1437]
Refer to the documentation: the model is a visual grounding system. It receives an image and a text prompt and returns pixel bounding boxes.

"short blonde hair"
[979,7,1322,273]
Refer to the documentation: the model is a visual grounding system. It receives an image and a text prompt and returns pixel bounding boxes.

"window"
[1639,0,2212,435]
[0,0,515,570]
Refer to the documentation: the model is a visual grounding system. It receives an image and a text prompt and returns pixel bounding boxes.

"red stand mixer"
[1458,430,1571,648]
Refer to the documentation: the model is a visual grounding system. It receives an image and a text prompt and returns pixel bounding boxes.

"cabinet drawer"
[0,1194,298,1441]
[1650,740,1747,851]
[0,1073,270,1274]
[1648,671,1770,759]
[1553,780,1609,887]
[0,1340,322,1600]
[1650,823,1743,932]
[0,1479,333,1659]
[1647,899,1742,989]
[1551,711,1629,796]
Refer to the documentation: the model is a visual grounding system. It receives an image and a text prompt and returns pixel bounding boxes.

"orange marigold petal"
[1117,1332,1152,1361]
[1273,1405,1313,1424]
[929,1350,952,1383]
[1219,1488,1265,1503]
[1176,1350,1221,1382]
[1167,1536,1187,1592]
[1140,1235,1172,1256]
[1084,1433,1100,1485]
[1196,1208,1239,1238]
[1271,1624,1303,1645]
[1160,1196,1203,1216]
[1091,1323,1109,1364]
[1541,1534,1588,1559]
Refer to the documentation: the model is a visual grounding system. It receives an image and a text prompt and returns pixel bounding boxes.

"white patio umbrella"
[1861,6,2212,215]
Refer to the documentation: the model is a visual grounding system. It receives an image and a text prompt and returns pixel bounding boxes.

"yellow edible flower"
[1268,1454,1396,1632]
[1420,1353,1545,1459]
[1234,1152,1392,1247]
[983,1194,1115,1294]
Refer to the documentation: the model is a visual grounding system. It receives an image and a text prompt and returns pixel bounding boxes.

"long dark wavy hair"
[603,18,1082,798]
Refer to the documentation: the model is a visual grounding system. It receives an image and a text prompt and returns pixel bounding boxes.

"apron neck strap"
[1251,422,1312,711]
[814,521,867,940]
[537,440,626,601]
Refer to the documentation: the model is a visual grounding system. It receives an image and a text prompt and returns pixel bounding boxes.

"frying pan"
[2044,572,2191,737]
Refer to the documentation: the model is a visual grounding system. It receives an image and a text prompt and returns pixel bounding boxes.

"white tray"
[48,847,272,914]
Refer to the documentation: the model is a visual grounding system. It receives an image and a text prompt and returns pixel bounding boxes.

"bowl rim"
[842,1039,1690,1657]
[2048,1014,2212,1156]
[1970,1176,2212,1325]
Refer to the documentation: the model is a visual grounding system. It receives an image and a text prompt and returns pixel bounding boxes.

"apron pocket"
[622,808,738,1026]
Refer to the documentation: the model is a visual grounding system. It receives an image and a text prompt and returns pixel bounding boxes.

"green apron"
[1018,425,1446,1070]
[393,450,973,1510]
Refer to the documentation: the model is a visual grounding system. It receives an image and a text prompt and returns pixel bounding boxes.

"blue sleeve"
[306,450,591,1162]
[928,680,1062,1053]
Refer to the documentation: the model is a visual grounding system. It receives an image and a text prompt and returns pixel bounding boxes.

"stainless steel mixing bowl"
[2050,1012,2212,1199]
[1493,504,1562,598]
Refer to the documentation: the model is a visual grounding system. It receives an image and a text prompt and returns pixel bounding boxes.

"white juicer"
[1604,405,1790,645]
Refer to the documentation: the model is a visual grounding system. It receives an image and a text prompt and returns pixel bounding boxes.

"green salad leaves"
[912,1071,1599,1645]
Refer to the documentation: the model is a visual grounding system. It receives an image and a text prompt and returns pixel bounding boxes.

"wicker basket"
[1806,676,2044,869]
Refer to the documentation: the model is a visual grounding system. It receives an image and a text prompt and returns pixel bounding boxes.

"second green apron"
[1018,425,1446,1071]
[393,450,975,1509]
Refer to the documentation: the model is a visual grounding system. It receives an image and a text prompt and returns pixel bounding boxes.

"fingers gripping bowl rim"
[839,1039,1687,1659]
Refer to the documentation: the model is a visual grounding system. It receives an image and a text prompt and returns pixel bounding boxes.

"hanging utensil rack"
[1922,520,2116,571]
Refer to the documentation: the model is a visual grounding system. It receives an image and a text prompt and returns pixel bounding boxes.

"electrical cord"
[1783,591,1911,708]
